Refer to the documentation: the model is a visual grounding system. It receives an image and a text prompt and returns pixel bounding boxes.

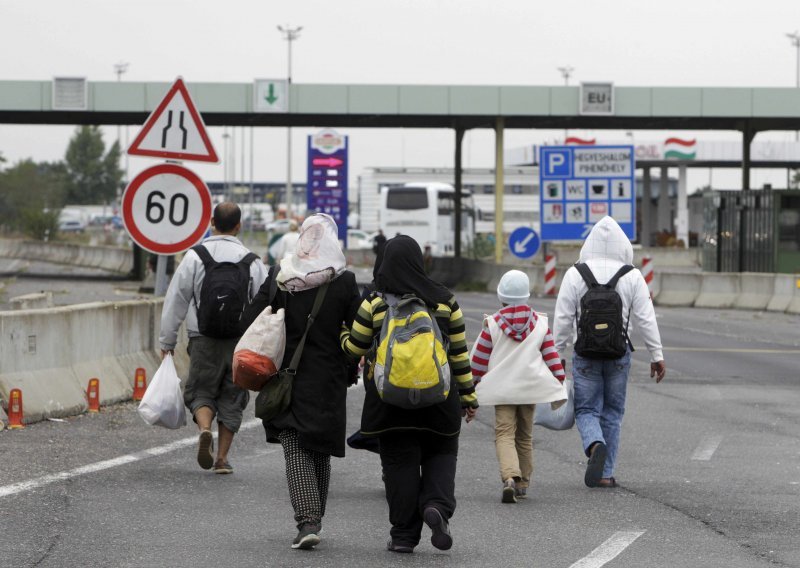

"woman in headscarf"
[247,213,361,550]
[340,235,479,554]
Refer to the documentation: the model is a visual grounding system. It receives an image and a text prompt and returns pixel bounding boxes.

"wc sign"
[580,82,614,115]
[538,145,636,241]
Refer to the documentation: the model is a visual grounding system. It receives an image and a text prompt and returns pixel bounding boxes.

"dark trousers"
[379,431,458,546]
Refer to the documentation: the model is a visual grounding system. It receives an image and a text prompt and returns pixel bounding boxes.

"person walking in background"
[553,216,666,489]
[471,270,566,503]
[159,202,267,475]
[267,219,300,265]
[340,235,478,555]
[372,228,387,257]
[249,213,361,550]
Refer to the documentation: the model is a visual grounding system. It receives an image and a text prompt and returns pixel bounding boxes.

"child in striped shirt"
[471,270,566,503]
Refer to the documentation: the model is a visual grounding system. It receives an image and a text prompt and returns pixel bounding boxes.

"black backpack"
[192,245,258,339]
[574,263,635,360]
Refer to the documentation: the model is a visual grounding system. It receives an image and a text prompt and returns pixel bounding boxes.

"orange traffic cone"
[7,388,24,429]
[133,368,147,401]
[87,378,100,413]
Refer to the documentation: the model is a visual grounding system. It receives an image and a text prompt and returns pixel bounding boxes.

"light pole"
[278,24,302,219]
[787,32,800,142]
[557,66,574,141]
[222,130,230,201]
[113,62,129,184]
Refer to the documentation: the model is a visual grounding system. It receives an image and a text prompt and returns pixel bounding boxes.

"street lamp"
[557,65,574,86]
[787,32,800,142]
[557,66,574,141]
[113,62,129,182]
[278,24,302,219]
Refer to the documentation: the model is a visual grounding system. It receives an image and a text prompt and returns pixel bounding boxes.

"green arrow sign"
[264,83,278,105]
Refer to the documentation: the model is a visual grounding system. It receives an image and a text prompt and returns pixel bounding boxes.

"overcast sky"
[2,0,800,194]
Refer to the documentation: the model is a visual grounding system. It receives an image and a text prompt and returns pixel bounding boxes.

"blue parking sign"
[539,145,635,241]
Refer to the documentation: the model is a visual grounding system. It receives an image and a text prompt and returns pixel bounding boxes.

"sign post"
[306,129,349,246]
[539,145,636,242]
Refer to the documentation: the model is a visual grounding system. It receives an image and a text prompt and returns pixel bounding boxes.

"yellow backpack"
[373,294,451,408]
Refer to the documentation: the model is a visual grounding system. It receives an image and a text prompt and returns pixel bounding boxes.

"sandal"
[584,442,607,488]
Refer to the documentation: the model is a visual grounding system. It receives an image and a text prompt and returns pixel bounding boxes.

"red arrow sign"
[312,157,343,167]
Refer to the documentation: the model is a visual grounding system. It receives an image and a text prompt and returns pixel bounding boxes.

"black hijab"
[375,235,452,308]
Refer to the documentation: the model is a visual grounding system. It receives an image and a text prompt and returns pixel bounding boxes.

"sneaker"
[515,485,528,499]
[213,460,233,474]
[291,523,321,550]
[502,479,517,503]
[386,539,414,553]
[585,442,608,488]
[197,430,214,470]
[423,507,452,551]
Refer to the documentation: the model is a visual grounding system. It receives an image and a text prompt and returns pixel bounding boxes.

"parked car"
[346,229,374,250]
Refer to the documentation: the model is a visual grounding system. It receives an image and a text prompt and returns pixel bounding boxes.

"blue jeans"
[572,349,632,479]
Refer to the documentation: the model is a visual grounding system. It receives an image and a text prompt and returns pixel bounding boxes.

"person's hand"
[463,407,477,423]
[651,360,666,383]
[161,349,174,360]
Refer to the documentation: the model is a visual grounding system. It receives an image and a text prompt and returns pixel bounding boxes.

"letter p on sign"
[544,149,570,176]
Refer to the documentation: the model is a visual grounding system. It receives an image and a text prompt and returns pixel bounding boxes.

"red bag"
[233,349,279,391]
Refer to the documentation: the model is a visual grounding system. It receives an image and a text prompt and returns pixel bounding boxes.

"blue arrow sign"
[508,227,540,259]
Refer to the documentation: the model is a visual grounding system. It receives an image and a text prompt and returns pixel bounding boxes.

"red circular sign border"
[122,163,212,255]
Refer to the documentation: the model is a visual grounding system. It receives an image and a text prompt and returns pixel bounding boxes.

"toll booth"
[702,189,800,273]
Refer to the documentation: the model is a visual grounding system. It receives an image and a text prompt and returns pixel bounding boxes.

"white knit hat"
[497,270,530,305]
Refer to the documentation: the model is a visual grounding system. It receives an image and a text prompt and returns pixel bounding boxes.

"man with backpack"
[160,202,268,474]
[554,216,666,489]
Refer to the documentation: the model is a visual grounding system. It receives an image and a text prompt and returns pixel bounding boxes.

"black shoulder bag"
[255,282,329,421]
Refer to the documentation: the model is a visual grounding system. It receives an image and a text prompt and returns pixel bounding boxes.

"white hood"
[579,216,633,265]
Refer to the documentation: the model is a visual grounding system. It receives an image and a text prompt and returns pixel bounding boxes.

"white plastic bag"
[137,354,186,429]
[534,377,575,431]
[233,306,286,391]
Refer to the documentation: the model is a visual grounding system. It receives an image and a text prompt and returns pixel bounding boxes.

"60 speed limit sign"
[121,163,212,255]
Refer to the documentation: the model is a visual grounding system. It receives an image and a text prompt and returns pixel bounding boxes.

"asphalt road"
[1,283,800,567]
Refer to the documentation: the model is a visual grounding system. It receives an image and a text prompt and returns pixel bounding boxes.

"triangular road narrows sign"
[128,77,219,163]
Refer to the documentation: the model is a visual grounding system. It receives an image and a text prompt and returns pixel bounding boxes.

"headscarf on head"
[372,239,385,283]
[277,213,346,292]
[375,235,452,308]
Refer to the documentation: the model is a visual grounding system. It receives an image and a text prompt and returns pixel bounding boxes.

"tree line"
[0,126,123,239]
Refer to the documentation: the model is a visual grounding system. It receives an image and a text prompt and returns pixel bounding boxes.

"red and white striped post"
[544,254,557,296]
[641,255,654,300]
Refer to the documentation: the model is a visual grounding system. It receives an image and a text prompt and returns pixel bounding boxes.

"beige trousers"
[494,404,535,487]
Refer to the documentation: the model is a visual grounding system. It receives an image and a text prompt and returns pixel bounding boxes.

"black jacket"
[245,270,361,457]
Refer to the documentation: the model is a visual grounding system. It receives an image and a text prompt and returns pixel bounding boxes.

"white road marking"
[0,419,262,499]
[568,531,646,568]
[691,434,724,461]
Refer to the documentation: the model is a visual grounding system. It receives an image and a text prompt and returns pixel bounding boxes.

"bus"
[379,182,474,256]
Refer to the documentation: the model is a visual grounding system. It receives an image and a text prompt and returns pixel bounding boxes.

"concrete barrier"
[0,299,188,425]
[767,274,797,313]
[653,272,701,306]
[787,276,800,315]
[9,292,54,310]
[694,273,740,308]
[0,238,132,274]
[735,273,775,310]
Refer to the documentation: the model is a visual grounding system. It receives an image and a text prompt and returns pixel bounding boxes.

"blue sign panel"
[508,226,540,259]
[306,130,348,245]
[539,145,636,241]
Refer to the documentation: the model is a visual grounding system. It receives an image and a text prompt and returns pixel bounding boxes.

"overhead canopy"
[2,80,800,132]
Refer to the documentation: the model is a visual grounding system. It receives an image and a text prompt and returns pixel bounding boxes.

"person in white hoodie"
[472,270,567,503]
[554,216,666,489]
